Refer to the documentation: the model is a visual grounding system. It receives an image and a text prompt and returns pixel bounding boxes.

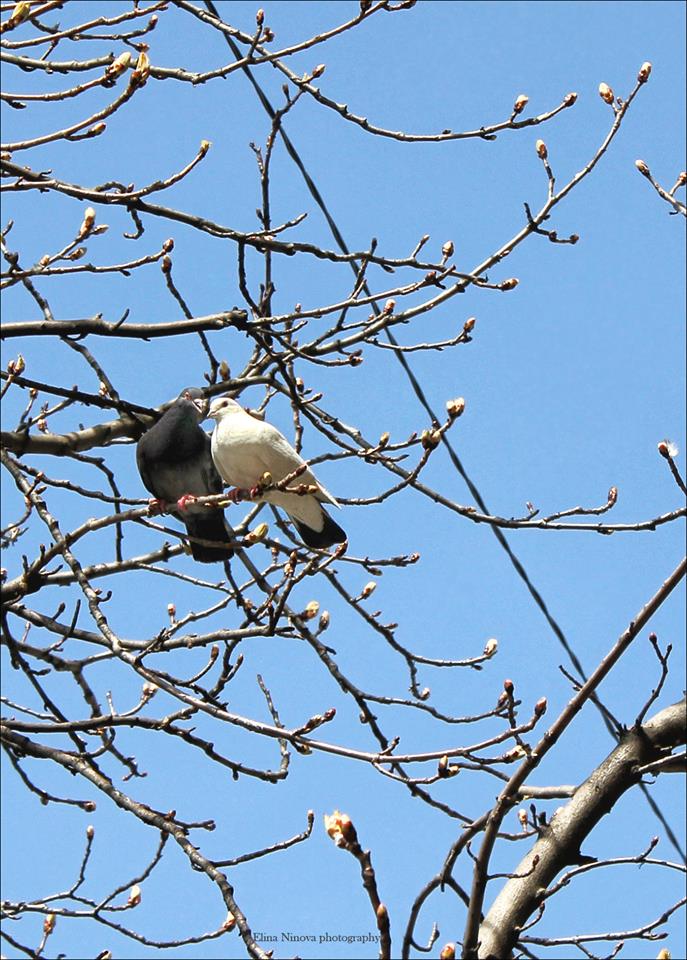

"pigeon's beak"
[192,396,209,419]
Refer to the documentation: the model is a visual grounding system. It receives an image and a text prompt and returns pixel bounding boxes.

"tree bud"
[635,159,651,178]
[318,610,330,631]
[513,94,528,114]
[167,602,176,621]
[421,429,441,450]
[361,581,377,599]
[131,50,150,87]
[446,397,465,419]
[8,354,25,375]
[43,913,56,935]
[303,600,320,620]
[658,440,678,458]
[128,884,142,906]
[534,697,547,717]
[324,810,357,846]
[105,51,132,80]
[483,638,498,658]
[637,61,652,83]
[563,91,578,106]
[80,206,96,236]
[440,944,456,960]
[245,522,269,544]
[518,808,528,828]
[500,277,519,291]
[442,240,454,258]
[463,315,476,333]
[535,139,547,159]
[598,82,614,104]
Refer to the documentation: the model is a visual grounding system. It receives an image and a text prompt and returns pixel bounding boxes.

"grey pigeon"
[136,388,234,562]
[207,397,346,549]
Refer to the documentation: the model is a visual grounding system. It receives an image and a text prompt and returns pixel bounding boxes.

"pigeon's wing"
[137,398,234,562]
[256,424,339,507]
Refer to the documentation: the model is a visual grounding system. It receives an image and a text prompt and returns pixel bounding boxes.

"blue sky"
[1,1,685,958]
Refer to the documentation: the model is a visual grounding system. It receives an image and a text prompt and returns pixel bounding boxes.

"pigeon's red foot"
[176,494,197,511]
[147,498,167,516]
[227,487,245,504]
[249,484,263,499]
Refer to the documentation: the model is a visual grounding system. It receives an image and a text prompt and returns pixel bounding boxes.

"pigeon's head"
[207,396,242,421]
[179,387,208,420]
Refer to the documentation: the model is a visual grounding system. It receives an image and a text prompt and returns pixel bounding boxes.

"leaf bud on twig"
[442,240,454,259]
[534,696,547,717]
[104,51,132,81]
[245,522,269,544]
[637,61,652,83]
[7,354,25,375]
[513,94,529,114]
[500,277,519,291]
[563,91,578,107]
[535,139,547,160]
[421,429,441,450]
[440,944,456,960]
[302,600,320,620]
[130,50,150,87]
[634,159,651,178]
[483,638,498,658]
[324,810,357,847]
[598,82,615,105]
[446,397,465,420]
[128,884,142,907]
[657,439,678,458]
[518,808,528,829]
[79,206,96,237]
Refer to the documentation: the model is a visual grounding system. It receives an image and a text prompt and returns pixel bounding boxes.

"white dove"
[207,397,347,549]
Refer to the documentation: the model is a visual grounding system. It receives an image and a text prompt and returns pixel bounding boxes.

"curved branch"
[477,698,687,958]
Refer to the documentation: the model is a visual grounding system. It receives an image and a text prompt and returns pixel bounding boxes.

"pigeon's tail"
[183,512,234,562]
[292,509,347,549]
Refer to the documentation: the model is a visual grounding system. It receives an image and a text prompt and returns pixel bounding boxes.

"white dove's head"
[207,396,242,421]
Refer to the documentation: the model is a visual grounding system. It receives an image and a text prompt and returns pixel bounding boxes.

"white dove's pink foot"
[147,498,168,516]
[176,494,197,511]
